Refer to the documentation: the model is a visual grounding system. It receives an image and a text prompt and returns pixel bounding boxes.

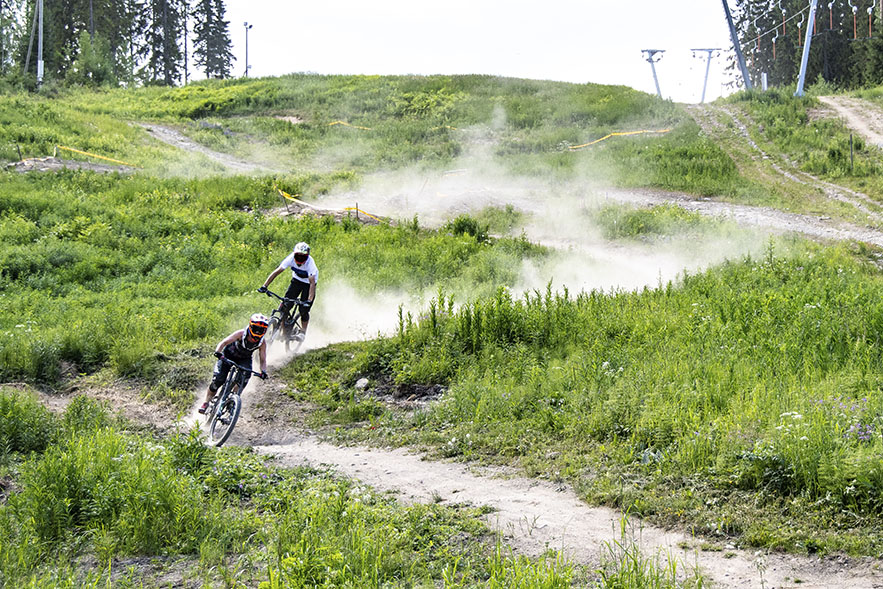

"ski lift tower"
[691,48,721,103]
[23,0,45,87]
[641,49,665,99]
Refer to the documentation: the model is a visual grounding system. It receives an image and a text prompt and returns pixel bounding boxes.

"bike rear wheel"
[209,393,241,446]
[285,309,305,353]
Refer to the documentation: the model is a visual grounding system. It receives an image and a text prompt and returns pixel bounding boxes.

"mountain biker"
[258,241,317,338]
[199,313,269,414]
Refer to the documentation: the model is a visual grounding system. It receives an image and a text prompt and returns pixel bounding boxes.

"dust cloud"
[316,165,771,297]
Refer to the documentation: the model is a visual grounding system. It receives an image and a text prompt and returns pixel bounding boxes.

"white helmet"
[293,242,310,263]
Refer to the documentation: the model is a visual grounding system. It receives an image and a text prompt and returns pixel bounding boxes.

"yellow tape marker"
[343,207,384,222]
[568,128,672,150]
[274,185,308,204]
[55,145,137,167]
[275,185,383,221]
[328,120,373,131]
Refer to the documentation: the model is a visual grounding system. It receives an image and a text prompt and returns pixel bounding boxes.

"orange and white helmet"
[247,313,270,340]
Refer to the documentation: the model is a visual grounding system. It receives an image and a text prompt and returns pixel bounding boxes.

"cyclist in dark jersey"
[199,313,269,414]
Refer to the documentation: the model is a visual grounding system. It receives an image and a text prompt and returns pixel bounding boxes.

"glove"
[257,286,268,294]
[260,370,268,380]
[302,300,312,308]
[213,351,223,359]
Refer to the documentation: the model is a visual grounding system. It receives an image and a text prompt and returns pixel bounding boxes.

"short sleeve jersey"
[279,252,319,284]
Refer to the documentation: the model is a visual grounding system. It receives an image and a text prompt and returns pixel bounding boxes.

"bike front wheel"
[266,315,282,348]
[209,394,242,447]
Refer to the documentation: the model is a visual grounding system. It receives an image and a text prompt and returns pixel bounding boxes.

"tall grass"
[337,241,883,553]
[0,395,582,587]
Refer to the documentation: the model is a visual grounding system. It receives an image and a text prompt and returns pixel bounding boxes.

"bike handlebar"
[260,288,310,306]
[217,354,266,378]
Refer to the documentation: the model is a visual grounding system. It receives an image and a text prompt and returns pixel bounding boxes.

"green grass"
[0,75,762,201]
[0,390,585,587]
[0,170,547,402]
[728,88,883,209]
[6,75,883,577]
[297,240,883,556]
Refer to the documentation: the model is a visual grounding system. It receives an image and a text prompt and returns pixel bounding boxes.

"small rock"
[355,378,369,390]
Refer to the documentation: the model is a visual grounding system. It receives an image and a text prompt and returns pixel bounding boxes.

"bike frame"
[262,288,309,351]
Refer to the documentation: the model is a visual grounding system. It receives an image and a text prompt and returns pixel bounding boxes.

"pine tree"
[141,0,185,85]
[191,0,232,79]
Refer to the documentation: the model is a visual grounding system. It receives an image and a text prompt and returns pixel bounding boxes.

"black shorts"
[283,279,314,321]
[209,356,253,392]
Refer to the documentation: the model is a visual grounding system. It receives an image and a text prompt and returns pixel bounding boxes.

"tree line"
[734,0,883,89]
[0,0,234,87]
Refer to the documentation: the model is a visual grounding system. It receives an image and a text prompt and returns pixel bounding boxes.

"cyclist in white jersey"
[258,241,318,336]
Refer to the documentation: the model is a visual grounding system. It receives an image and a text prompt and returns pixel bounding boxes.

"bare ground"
[6,155,135,174]
[818,96,883,148]
[138,122,269,173]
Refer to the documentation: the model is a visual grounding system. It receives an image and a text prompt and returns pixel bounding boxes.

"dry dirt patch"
[818,96,883,148]
[6,156,133,174]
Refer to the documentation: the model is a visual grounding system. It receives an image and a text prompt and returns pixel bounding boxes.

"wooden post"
[850,133,854,173]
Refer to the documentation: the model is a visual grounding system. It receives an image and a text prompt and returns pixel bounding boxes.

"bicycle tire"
[207,368,241,447]
[266,314,282,347]
[209,392,241,447]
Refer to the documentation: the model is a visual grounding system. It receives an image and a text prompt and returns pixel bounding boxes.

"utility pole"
[641,49,665,98]
[722,0,753,89]
[0,0,5,75]
[691,48,721,103]
[795,0,820,96]
[244,22,253,77]
[36,0,43,88]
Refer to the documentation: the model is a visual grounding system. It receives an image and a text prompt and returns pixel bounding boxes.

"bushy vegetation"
[7,72,883,580]
[0,170,545,397]
[320,242,883,555]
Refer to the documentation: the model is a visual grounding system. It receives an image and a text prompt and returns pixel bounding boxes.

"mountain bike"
[261,288,309,353]
[204,355,265,447]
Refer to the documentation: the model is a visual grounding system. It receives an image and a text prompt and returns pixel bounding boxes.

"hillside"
[3,76,883,587]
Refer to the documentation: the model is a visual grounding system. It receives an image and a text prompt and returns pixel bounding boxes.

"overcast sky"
[220,0,739,104]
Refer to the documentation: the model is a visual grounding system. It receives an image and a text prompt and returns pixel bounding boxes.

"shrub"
[0,388,58,454]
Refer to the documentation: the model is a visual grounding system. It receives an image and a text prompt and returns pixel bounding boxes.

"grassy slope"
[3,75,883,586]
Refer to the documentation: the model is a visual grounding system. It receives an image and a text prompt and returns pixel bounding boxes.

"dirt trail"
[818,96,883,148]
[178,390,883,589]
[138,123,268,173]
[688,103,883,224]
